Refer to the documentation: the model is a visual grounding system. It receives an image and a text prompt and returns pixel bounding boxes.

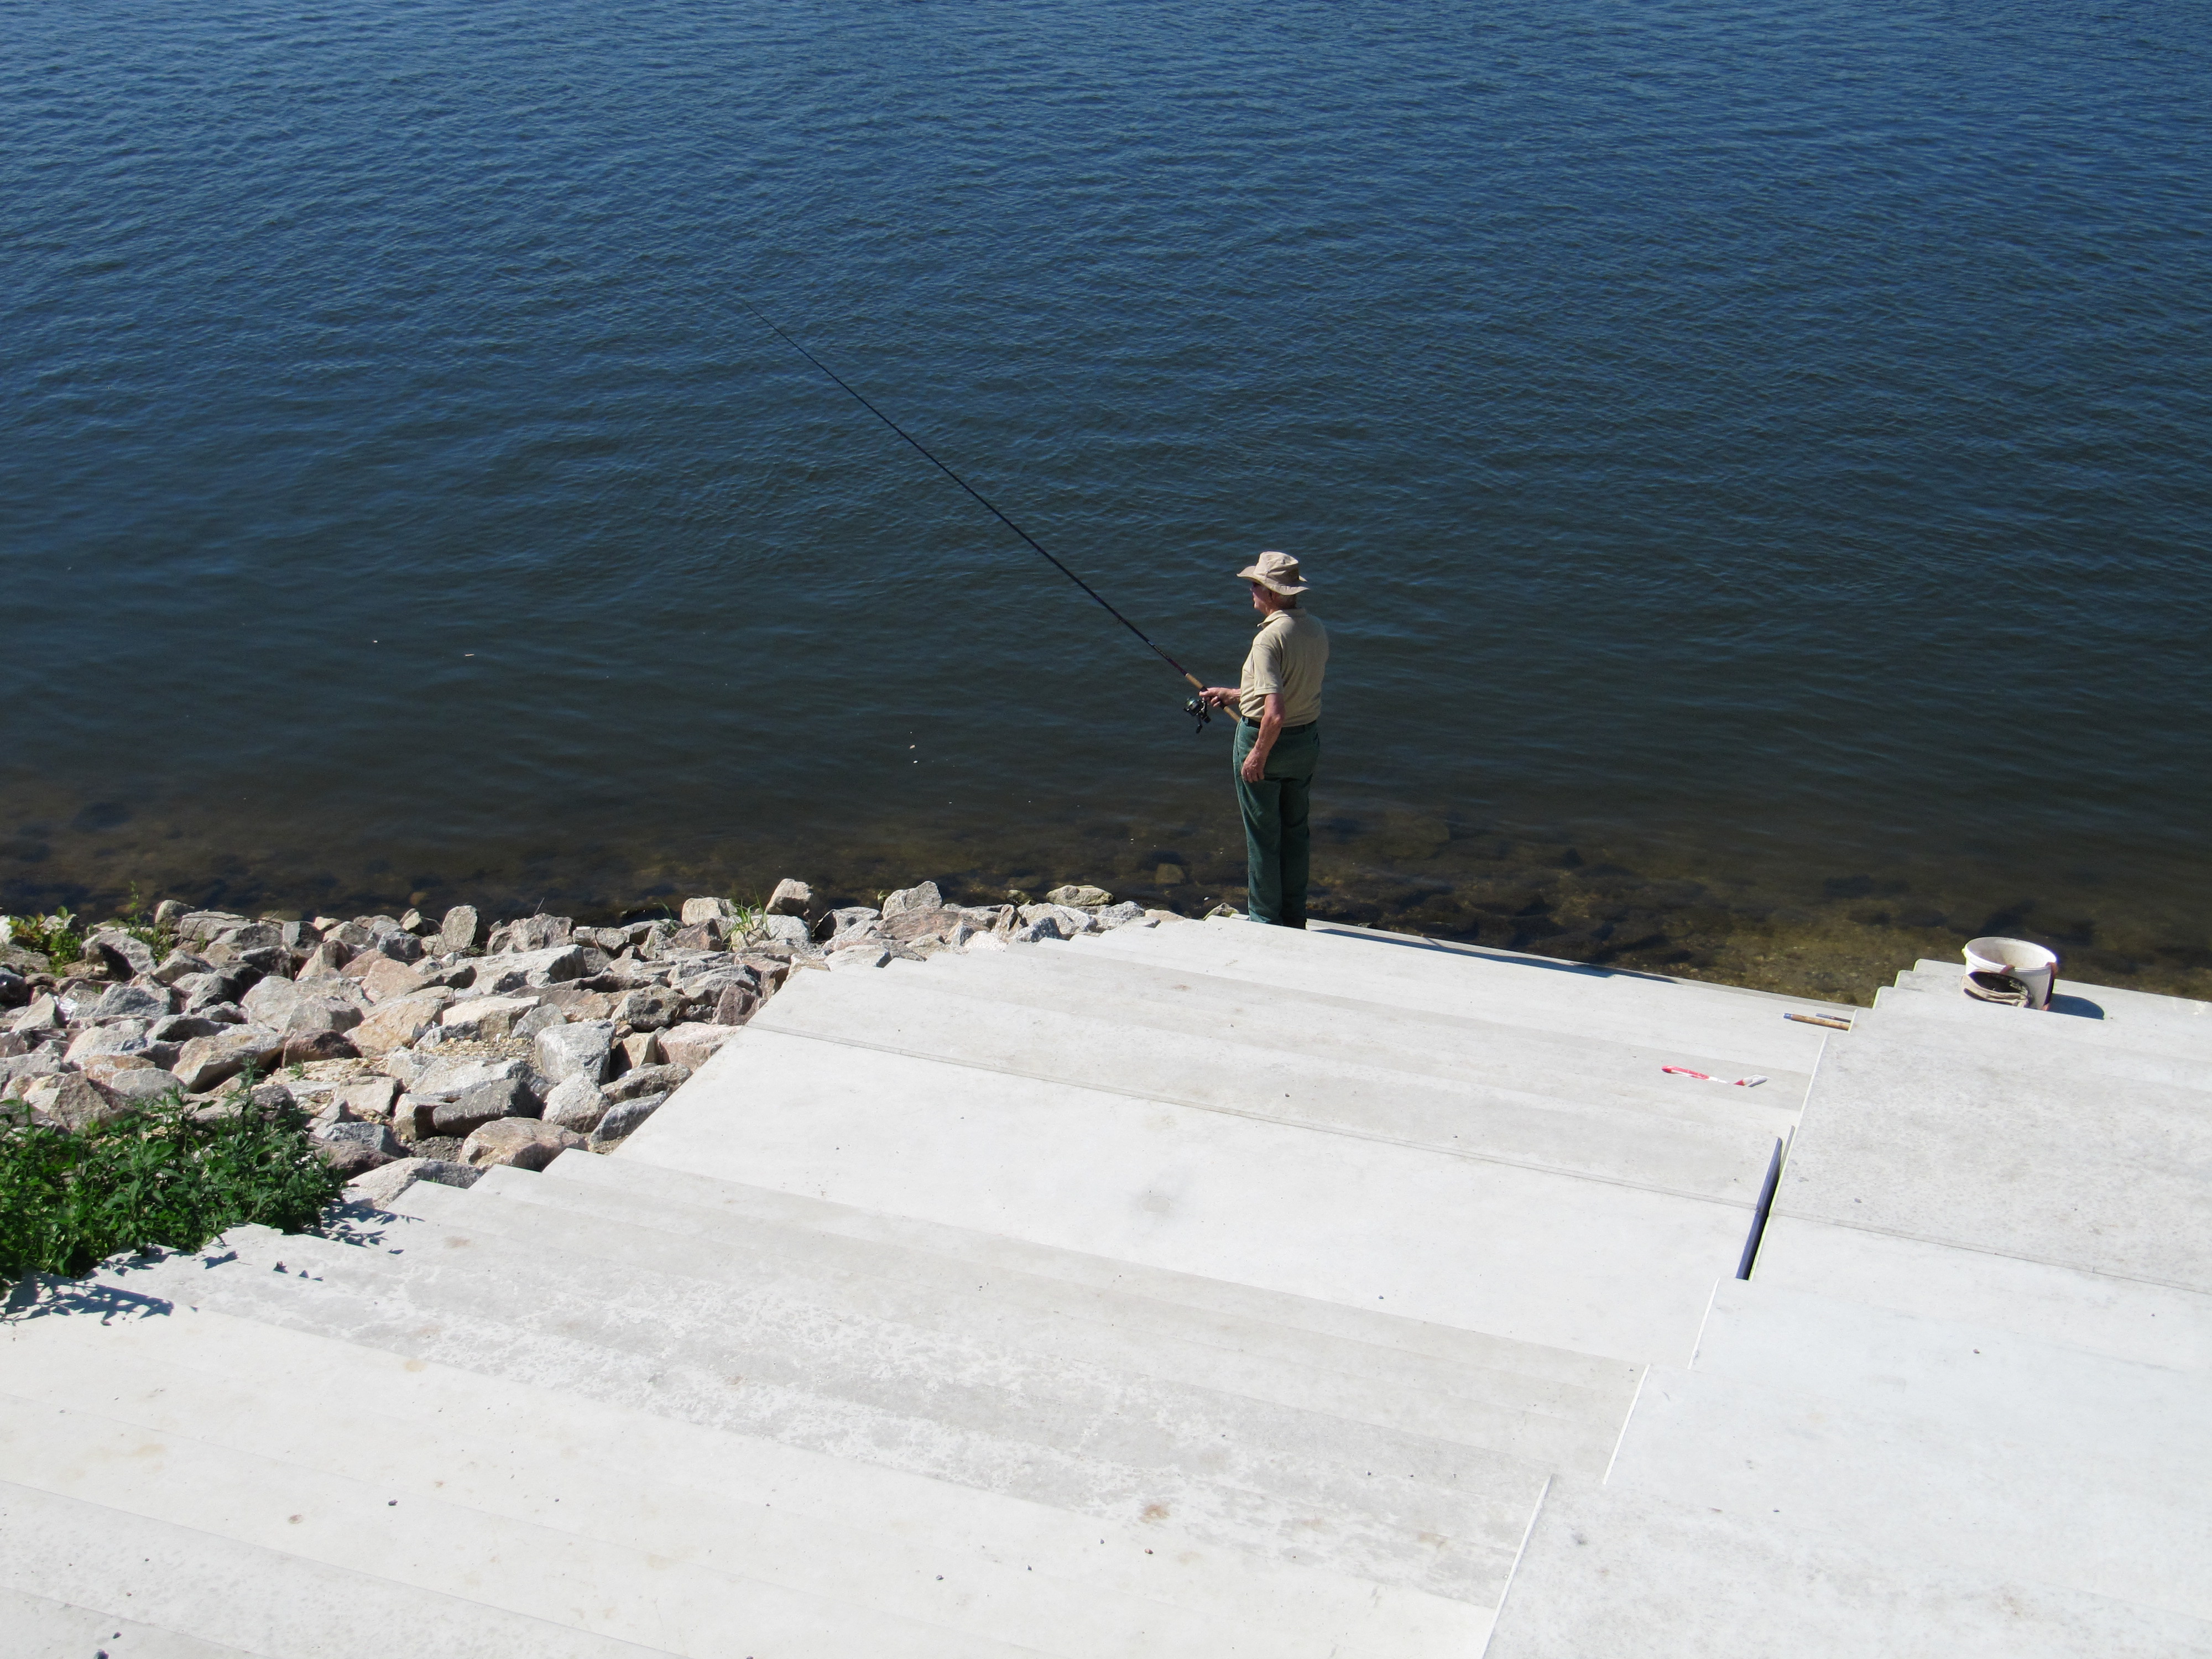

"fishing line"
[739,300,1216,727]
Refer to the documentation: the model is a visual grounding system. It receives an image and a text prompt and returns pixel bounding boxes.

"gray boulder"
[346,1155,483,1207]
[24,1072,134,1131]
[534,1019,614,1087]
[540,1073,609,1134]
[606,1063,689,1103]
[1094,901,1147,930]
[145,1013,232,1044]
[766,879,811,916]
[430,1077,531,1138]
[316,1119,408,1179]
[1045,885,1113,909]
[474,945,587,994]
[295,940,353,980]
[659,1022,739,1071]
[611,987,681,1032]
[680,896,737,926]
[211,922,286,956]
[350,991,452,1057]
[755,914,810,947]
[499,915,573,954]
[93,983,173,1021]
[0,1048,66,1094]
[101,1067,184,1107]
[173,911,249,946]
[151,950,216,986]
[282,1029,360,1066]
[409,1054,530,1099]
[439,905,485,953]
[589,1092,669,1147]
[460,1117,584,1171]
[437,994,541,1040]
[11,993,62,1034]
[65,1021,153,1063]
[511,1001,567,1041]
[85,930,160,980]
[880,882,943,917]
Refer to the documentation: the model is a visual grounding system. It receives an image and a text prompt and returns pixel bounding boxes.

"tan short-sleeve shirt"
[1239,609,1329,725]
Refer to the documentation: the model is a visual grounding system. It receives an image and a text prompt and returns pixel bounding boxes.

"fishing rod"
[740,300,1219,732]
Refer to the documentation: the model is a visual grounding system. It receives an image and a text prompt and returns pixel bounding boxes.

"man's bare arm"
[1240,693,1284,782]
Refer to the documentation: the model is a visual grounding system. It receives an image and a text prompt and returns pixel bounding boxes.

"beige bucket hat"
[1238,550,1310,594]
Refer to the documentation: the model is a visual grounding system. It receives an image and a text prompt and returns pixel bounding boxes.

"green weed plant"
[0,1075,345,1285]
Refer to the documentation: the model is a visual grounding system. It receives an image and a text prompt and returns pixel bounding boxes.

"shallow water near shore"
[7,0,2210,1005]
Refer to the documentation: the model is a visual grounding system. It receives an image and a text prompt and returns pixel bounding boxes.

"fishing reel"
[1183,695,1215,734]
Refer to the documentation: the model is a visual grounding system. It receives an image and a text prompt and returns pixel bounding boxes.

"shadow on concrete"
[3,1273,176,1324]
[2046,993,2108,1020]
[1309,921,1680,983]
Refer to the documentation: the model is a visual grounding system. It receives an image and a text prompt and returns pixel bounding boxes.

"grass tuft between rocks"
[0,1074,346,1285]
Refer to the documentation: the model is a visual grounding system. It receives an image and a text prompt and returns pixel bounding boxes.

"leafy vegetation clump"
[2,905,81,967]
[2,886,173,970]
[0,1081,345,1285]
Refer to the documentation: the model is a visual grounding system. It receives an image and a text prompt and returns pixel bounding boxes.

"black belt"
[1239,718,1317,734]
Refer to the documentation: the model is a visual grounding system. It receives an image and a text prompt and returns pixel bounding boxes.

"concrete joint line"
[1768,1210,2212,1301]
[1479,1472,1554,1657]
[767,1026,1759,1211]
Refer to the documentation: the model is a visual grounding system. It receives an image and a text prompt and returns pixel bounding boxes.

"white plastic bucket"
[1963,937,2059,1010]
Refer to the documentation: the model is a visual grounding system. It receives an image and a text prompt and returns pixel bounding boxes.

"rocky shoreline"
[0,879,1177,1204]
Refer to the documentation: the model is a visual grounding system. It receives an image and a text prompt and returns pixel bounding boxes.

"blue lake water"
[6,0,2209,999]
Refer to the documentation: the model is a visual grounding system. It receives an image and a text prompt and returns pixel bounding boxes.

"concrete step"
[1772,1027,2212,1295]
[1079,916,1840,1057]
[452,1163,1639,1474]
[536,1150,1641,1388]
[0,1584,252,1659]
[0,1386,1049,1659]
[1912,958,2212,1039]
[0,1478,675,1659]
[1749,1213,2212,1374]
[877,942,1809,1131]
[1066,921,1836,1074]
[1,1306,1484,1659]
[1481,1476,2212,1658]
[754,964,1794,1203]
[1608,1291,2211,1620]
[1858,988,2212,1093]
[109,1219,1534,1609]
[622,1028,1771,1363]
[389,1170,1619,1479]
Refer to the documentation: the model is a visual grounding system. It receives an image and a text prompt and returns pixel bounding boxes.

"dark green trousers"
[1233,719,1320,928]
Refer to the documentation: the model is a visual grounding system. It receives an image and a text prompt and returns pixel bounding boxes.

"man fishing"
[1203,552,1329,928]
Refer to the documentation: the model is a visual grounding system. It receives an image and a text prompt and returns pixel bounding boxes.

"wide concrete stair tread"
[0,1583,254,1659]
[451,1162,1640,1468]
[98,1218,1537,1608]
[387,1171,1631,1477]
[0,1478,675,1659]
[1772,1025,2212,1293]
[752,962,1794,1201]
[1750,1213,2212,1372]
[1911,957,2212,1036]
[1070,920,1839,1072]
[533,1150,1641,1388]
[1874,973,2212,1071]
[1,1306,1483,1659]
[1481,1477,2212,1659]
[860,942,1809,1131]
[623,1029,1772,1362]
[1606,1282,2211,1619]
